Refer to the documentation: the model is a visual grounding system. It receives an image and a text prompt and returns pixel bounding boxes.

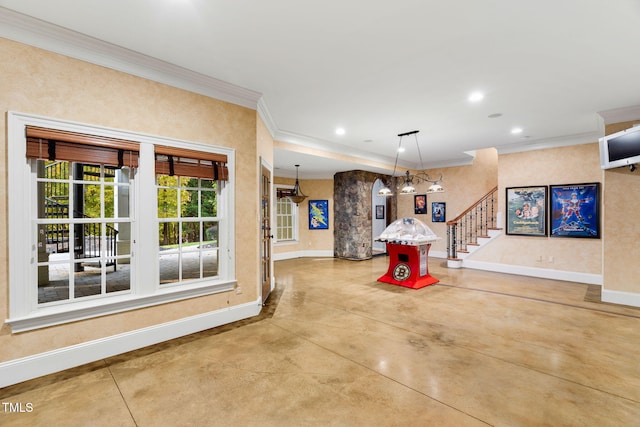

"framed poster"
[414,194,427,214]
[309,199,329,229]
[506,185,547,236]
[375,205,385,219]
[432,202,445,222]
[550,183,599,238]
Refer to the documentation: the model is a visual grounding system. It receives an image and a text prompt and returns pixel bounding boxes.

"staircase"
[446,186,501,268]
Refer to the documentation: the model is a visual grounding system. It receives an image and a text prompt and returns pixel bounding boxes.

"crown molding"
[274,128,405,168]
[257,97,279,136]
[420,152,475,169]
[495,130,601,155]
[0,7,262,109]
[598,105,640,125]
[1,6,549,174]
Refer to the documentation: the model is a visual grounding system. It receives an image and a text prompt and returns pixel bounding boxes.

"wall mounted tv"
[599,125,640,169]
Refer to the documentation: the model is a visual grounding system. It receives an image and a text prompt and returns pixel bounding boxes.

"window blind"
[25,126,139,168]
[155,146,229,181]
[277,189,295,198]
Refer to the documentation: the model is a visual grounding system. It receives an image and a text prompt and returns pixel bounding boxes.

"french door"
[260,162,272,304]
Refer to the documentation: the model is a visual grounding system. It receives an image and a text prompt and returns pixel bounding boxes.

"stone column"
[334,170,395,260]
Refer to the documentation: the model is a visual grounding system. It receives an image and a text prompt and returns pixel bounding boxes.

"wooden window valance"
[155,146,229,181]
[25,126,139,168]
[277,189,295,199]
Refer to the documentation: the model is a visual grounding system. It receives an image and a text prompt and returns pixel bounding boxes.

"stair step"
[446,187,502,269]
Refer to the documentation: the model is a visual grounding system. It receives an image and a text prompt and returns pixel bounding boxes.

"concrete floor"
[2,256,640,426]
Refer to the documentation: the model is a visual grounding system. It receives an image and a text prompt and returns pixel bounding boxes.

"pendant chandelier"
[288,164,307,204]
[378,130,445,196]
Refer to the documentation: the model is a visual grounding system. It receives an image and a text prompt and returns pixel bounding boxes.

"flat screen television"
[599,125,640,169]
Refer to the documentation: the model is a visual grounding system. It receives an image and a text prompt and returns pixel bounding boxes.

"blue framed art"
[550,183,599,238]
[432,202,445,222]
[309,199,329,229]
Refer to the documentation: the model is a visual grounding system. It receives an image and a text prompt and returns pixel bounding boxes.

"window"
[275,186,298,242]
[34,161,133,305]
[156,175,219,285]
[7,112,236,332]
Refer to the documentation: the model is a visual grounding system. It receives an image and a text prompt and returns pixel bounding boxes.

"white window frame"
[155,173,222,286]
[32,161,134,306]
[274,185,299,244]
[6,111,236,332]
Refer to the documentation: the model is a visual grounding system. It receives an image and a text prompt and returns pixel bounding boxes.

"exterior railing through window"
[43,161,118,269]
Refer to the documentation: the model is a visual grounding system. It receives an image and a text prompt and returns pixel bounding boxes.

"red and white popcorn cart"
[376,217,441,289]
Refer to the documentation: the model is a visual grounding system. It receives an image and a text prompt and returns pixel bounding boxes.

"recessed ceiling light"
[511,127,523,134]
[397,147,406,153]
[335,127,346,135]
[468,92,484,102]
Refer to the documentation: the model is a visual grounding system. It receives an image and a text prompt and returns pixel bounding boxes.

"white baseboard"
[0,299,262,388]
[462,259,603,285]
[429,250,448,259]
[274,250,447,261]
[273,250,333,261]
[601,288,640,308]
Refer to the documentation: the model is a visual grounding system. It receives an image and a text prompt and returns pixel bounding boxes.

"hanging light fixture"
[288,164,307,204]
[425,175,445,193]
[378,130,445,196]
[377,186,393,196]
[399,171,416,194]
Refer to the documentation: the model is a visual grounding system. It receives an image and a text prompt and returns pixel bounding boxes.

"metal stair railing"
[446,186,499,260]
[42,161,119,269]
[43,197,119,268]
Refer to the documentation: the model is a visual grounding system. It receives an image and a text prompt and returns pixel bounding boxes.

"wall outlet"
[235,286,242,295]
[548,256,554,263]
[536,255,542,262]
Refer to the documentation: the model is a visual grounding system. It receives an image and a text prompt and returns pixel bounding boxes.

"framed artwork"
[550,183,600,238]
[432,202,446,222]
[309,199,329,230]
[375,204,385,219]
[414,194,427,214]
[506,185,547,236]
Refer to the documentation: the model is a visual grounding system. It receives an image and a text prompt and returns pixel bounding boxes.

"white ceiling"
[2,1,640,179]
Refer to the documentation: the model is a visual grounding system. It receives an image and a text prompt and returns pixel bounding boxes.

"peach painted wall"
[470,143,603,274]
[602,120,640,294]
[0,39,259,362]
[272,149,497,258]
[397,148,499,254]
[257,118,274,167]
[273,177,334,256]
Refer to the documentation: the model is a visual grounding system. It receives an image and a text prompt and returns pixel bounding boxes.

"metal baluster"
[480,199,485,237]
[452,223,458,258]
[491,191,495,228]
